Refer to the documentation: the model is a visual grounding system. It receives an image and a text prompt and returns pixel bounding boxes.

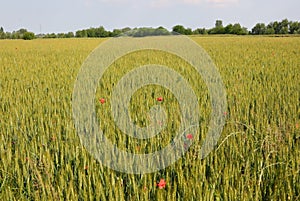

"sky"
[0,0,299,33]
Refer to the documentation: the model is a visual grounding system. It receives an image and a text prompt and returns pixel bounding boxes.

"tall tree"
[225,24,233,34]
[95,26,109,37]
[193,28,207,35]
[272,21,280,34]
[0,27,5,39]
[279,19,289,34]
[215,20,223,28]
[185,28,193,35]
[172,25,186,34]
[289,21,300,34]
[266,23,275,34]
[208,20,225,34]
[252,23,266,35]
[22,32,35,40]
[110,29,122,37]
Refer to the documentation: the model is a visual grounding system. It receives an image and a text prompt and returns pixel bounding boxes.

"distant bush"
[22,32,35,40]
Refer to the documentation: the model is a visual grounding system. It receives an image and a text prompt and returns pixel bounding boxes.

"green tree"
[289,21,300,34]
[153,27,170,36]
[121,27,131,33]
[193,28,207,35]
[0,32,6,39]
[272,21,280,34]
[232,23,248,35]
[57,33,65,38]
[265,27,275,34]
[215,20,223,28]
[18,28,28,34]
[65,32,74,38]
[185,28,193,35]
[86,28,96,37]
[110,29,122,37]
[75,30,87,37]
[5,32,11,39]
[0,27,6,39]
[252,23,266,35]
[172,25,186,34]
[11,31,20,39]
[225,24,233,34]
[279,19,289,34]
[44,33,57,38]
[95,26,109,37]
[266,23,275,34]
[209,20,225,34]
[128,27,170,37]
[22,32,35,40]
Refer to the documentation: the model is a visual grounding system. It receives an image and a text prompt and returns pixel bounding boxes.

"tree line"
[1,19,299,40]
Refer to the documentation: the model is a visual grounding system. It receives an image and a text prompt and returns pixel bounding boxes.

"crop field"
[0,36,299,200]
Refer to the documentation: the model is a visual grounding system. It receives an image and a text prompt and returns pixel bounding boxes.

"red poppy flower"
[157,97,163,102]
[157,179,166,189]
[99,98,105,104]
[187,134,193,140]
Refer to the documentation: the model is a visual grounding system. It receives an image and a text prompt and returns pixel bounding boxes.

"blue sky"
[1,0,299,33]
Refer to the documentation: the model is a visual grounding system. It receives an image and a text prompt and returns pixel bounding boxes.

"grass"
[0,36,299,200]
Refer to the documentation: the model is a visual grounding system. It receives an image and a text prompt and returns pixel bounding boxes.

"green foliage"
[279,19,289,34]
[184,28,193,35]
[0,27,5,39]
[289,21,300,34]
[172,25,186,34]
[1,18,300,41]
[56,32,74,38]
[18,28,28,34]
[225,24,234,34]
[252,23,267,35]
[251,19,300,35]
[215,20,223,28]
[208,20,225,34]
[208,26,225,34]
[172,25,194,35]
[125,27,171,37]
[76,29,87,38]
[225,23,248,35]
[22,32,35,40]
[44,33,57,38]
[193,28,207,35]
[110,29,123,37]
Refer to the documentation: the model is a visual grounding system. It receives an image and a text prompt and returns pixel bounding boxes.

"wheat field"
[0,36,299,200]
